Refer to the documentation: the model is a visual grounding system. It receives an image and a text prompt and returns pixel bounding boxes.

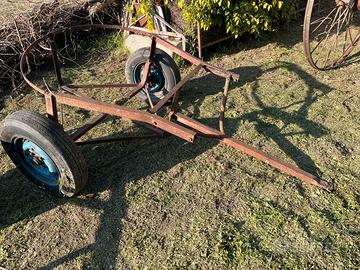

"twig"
[14,19,31,73]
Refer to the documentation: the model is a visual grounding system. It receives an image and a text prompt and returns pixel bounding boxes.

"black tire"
[0,110,88,197]
[125,47,181,105]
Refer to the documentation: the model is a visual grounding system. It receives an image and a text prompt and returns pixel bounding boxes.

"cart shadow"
[180,62,333,176]
[1,61,336,269]
[0,168,65,230]
[0,134,220,268]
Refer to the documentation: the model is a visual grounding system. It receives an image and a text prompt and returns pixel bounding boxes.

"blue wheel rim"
[20,139,59,186]
[133,64,166,101]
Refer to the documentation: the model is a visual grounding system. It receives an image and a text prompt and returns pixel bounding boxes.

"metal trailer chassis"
[13,24,333,195]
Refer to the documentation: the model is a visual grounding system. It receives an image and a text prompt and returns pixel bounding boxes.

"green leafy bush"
[135,0,300,37]
[183,0,300,37]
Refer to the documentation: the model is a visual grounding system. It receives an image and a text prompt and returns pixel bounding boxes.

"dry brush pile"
[0,0,123,94]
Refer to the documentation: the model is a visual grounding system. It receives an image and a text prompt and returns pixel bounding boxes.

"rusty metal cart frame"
[16,24,333,194]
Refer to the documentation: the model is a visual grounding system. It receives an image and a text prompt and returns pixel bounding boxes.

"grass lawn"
[0,18,359,270]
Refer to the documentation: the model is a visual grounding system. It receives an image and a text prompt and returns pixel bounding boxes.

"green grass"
[0,21,359,269]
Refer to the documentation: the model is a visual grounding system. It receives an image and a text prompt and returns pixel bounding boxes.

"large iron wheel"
[303,0,360,70]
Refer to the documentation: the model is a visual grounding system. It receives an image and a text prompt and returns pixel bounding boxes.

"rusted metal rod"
[175,113,223,136]
[67,83,137,89]
[174,113,333,190]
[144,84,155,109]
[220,137,333,190]
[124,61,152,99]
[70,113,108,141]
[150,64,203,113]
[76,133,163,145]
[45,94,59,123]
[155,37,240,81]
[61,85,91,98]
[56,93,196,143]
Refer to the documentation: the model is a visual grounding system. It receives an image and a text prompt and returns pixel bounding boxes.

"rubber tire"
[0,110,88,197]
[125,47,181,104]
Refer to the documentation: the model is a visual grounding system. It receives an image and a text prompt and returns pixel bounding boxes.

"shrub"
[135,0,300,37]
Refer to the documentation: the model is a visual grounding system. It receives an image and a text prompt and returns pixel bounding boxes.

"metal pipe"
[70,113,108,141]
[45,94,59,123]
[56,93,196,143]
[76,133,163,145]
[150,64,203,113]
[174,113,333,190]
[67,83,137,89]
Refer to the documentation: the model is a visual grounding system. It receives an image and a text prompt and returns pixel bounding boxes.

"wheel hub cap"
[22,140,59,184]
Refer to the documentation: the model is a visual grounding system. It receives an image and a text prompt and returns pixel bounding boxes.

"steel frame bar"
[20,24,334,190]
[150,64,203,113]
[67,83,137,89]
[76,133,163,145]
[61,85,89,98]
[220,137,332,189]
[55,92,196,143]
[45,94,59,123]
[71,113,165,143]
[174,113,224,138]
[70,113,108,141]
[173,113,333,190]
[155,37,240,81]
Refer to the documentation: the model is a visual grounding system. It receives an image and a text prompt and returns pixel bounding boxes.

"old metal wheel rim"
[133,63,166,100]
[304,0,360,70]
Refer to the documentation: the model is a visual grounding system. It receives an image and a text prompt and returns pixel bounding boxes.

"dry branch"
[0,0,124,95]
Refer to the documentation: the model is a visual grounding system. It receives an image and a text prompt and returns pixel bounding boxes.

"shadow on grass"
[0,61,336,268]
[181,62,333,175]
[336,50,360,69]
[0,134,219,268]
[201,19,306,62]
[0,169,64,230]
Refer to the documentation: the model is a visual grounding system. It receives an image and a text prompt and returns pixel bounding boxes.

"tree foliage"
[136,0,300,37]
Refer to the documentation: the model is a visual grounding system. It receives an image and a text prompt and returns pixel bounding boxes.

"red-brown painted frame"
[20,24,334,190]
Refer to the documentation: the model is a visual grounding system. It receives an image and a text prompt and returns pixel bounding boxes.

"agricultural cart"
[303,0,360,69]
[0,24,334,197]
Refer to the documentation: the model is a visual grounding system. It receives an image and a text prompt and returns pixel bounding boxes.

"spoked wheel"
[0,110,88,197]
[303,0,360,70]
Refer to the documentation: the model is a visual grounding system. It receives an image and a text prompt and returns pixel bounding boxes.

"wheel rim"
[133,63,166,101]
[17,139,59,186]
[304,0,360,70]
